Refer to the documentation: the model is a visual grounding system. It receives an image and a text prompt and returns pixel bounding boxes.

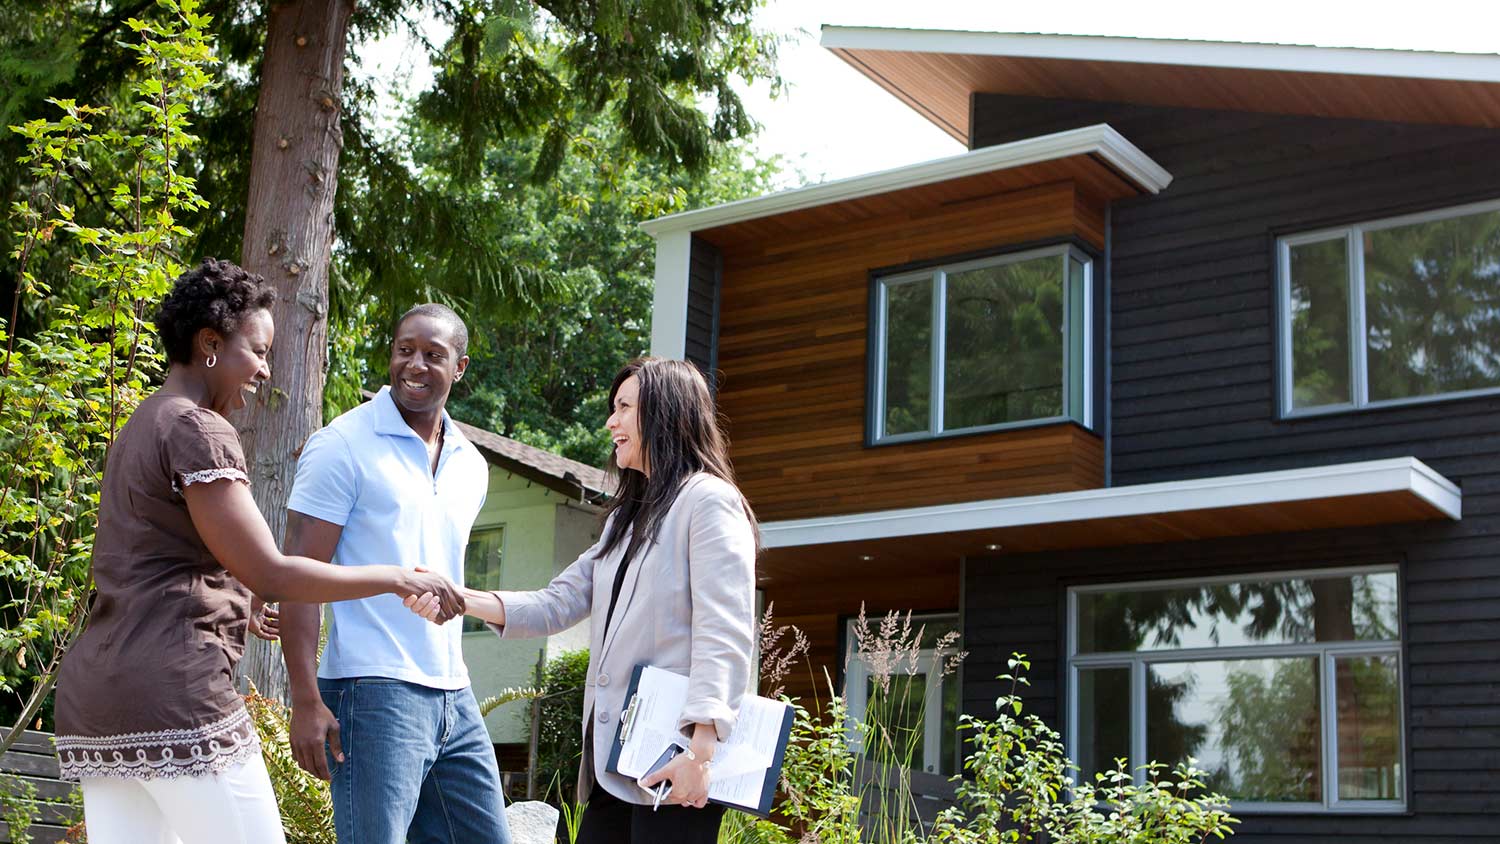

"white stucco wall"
[460,468,601,747]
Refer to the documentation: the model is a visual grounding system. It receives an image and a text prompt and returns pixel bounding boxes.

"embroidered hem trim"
[171,467,250,495]
[56,707,261,781]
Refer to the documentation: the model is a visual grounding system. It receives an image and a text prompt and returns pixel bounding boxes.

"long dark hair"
[600,358,758,557]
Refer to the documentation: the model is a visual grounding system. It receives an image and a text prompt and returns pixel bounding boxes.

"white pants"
[80,754,287,844]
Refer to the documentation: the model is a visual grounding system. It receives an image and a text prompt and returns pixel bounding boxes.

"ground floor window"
[844,612,962,776]
[462,526,505,633]
[1067,566,1404,812]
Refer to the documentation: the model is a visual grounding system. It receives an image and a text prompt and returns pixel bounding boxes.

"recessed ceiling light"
[984,543,1003,551]
[858,554,875,561]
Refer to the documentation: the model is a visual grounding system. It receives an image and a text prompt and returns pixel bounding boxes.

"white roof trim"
[820,27,1500,84]
[639,124,1170,237]
[760,457,1460,549]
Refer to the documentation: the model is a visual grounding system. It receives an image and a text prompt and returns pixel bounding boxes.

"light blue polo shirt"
[287,386,488,690]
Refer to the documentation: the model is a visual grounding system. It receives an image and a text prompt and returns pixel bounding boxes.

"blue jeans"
[318,678,511,844]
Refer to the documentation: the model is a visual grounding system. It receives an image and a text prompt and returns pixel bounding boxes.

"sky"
[355,0,1500,190]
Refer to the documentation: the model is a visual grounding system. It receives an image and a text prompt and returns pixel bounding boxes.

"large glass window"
[462,526,504,633]
[873,245,1091,442]
[1280,199,1500,414]
[1068,568,1404,813]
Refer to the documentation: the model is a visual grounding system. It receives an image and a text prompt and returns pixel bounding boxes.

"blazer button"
[597,672,610,688]
[597,710,610,724]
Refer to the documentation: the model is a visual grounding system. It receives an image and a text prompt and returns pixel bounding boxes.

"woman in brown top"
[53,258,465,844]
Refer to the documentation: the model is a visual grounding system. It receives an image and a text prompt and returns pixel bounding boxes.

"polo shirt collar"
[370,385,470,454]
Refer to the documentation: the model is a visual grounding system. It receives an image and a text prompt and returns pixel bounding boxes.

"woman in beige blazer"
[407,357,758,843]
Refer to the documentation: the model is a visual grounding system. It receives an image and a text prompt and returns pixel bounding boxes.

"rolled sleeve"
[488,537,601,640]
[676,481,757,740]
[286,428,358,527]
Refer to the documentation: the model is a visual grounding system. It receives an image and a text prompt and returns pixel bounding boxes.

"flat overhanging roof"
[821,27,1500,143]
[639,124,1170,239]
[757,458,1459,583]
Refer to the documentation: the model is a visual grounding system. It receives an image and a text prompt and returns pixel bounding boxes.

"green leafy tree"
[376,109,780,465]
[0,0,215,748]
[1,0,782,695]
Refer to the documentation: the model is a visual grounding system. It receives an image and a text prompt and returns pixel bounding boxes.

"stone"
[506,800,560,844]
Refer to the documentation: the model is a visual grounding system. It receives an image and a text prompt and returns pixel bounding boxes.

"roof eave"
[819,26,1500,84]
[639,123,1170,238]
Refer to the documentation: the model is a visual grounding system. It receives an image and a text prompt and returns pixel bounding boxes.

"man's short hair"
[395,303,469,357]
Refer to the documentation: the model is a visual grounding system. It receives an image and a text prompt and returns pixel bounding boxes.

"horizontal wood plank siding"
[967,94,1500,841]
[715,181,1106,522]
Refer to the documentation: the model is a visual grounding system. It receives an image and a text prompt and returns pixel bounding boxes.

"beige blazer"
[493,472,757,804]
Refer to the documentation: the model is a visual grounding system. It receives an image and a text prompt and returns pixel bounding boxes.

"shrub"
[244,689,335,844]
[929,655,1238,844]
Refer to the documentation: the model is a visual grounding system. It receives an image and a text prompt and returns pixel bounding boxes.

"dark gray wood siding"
[962,96,1500,841]
[971,94,1500,486]
[685,235,721,386]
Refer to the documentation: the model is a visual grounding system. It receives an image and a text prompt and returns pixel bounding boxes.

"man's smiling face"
[389,314,467,415]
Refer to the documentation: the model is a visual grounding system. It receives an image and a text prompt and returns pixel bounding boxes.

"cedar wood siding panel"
[966,95,1500,840]
[713,182,1106,523]
[685,235,720,384]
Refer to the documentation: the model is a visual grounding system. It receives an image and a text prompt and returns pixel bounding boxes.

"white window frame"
[1278,196,1500,417]
[1065,565,1406,814]
[843,612,962,776]
[871,244,1093,443]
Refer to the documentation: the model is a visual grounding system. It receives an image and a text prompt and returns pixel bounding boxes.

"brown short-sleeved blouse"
[54,392,259,780]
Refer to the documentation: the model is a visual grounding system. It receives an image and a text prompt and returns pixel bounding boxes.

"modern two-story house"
[644,29,1500,841]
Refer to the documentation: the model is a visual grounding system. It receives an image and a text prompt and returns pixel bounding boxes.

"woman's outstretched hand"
[404,591,445,622]
[394,568,464,623]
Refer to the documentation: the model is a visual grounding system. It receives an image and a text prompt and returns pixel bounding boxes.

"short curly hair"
[155,258,278,365]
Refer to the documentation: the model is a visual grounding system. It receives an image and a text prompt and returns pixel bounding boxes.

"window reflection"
[1077,571,1398,654]
[1148,658,1322,803]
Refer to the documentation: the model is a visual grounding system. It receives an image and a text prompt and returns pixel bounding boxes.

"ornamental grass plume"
[757,602,811,701]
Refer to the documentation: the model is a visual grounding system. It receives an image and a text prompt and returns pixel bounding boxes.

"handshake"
[395,567,467,624]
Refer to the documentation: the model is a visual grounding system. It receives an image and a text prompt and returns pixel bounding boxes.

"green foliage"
[244,689,336,844]
[0,0,214,743]
[557,793,587,844]
[422,0,778,182]
[418,118,779,466]
[0,775,39,844]
[929,654,1238,844]
[0,1,783,454]
[534,648,590,807]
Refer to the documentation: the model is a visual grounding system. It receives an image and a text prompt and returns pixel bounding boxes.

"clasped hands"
[398,567,465,623]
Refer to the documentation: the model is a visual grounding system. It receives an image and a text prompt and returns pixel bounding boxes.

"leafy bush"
[0,0,213,746]
[535,648,589,807]
[721,611,1238,844]
[929,655,1237,844]
[244,689,335,844]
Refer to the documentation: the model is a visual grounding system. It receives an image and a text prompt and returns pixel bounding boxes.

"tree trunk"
[234,0,354,700]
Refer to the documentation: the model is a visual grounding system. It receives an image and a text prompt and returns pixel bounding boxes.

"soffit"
[822,29,1500,143]
[755,457,1459,588]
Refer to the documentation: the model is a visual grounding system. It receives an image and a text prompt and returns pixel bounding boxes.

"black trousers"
[561,781,726,844]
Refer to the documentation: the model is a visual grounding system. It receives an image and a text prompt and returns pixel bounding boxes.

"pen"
[651,781,668,812]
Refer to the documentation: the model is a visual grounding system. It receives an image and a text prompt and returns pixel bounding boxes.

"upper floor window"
[1279,199,1500,415]
[872,245,1092,443]
[1068,566,1404,813]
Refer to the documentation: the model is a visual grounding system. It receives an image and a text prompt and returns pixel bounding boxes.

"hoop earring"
[206,354,217,369]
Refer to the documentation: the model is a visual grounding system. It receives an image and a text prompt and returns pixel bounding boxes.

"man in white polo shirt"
[278,304,511,844]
